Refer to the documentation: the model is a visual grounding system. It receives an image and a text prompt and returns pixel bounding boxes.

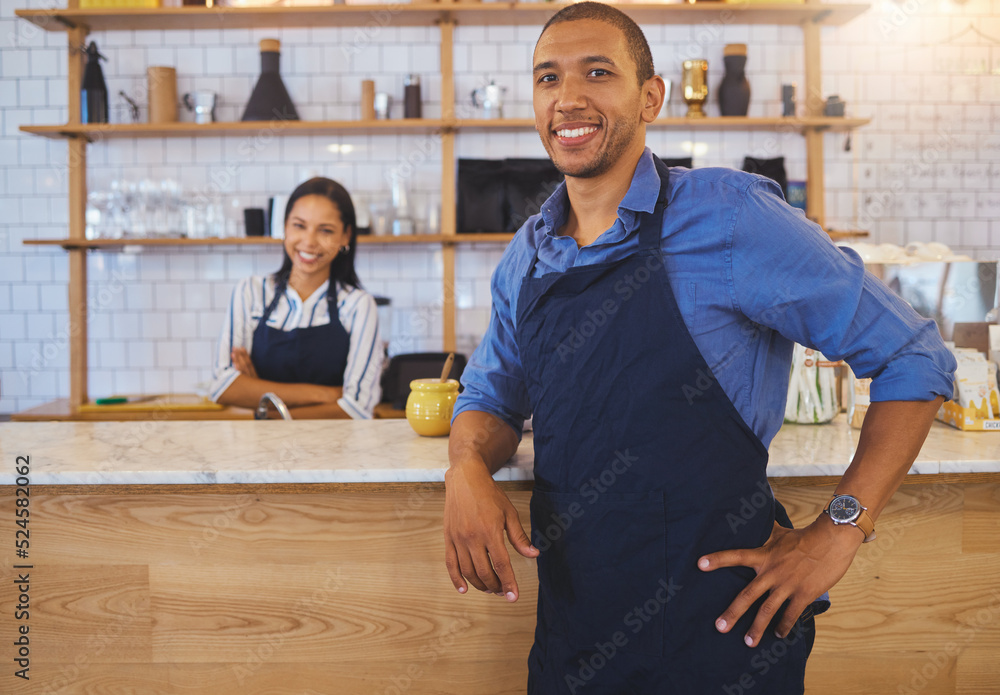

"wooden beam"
[802,14,825,226]
[439,19,457,353]
[67,23,88,409]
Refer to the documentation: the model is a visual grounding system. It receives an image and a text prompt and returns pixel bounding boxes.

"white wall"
[1,0,998,413]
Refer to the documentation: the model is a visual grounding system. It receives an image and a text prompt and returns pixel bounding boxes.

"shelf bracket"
[58,130,94,143]
[55,15,79,30]
[810,9,832,24]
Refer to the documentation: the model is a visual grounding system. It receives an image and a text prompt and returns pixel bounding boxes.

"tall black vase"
[242,39,299,122]
[718,51,750,117]
[81,41,108,124]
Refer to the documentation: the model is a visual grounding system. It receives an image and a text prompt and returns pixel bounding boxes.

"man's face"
[532,19,646,179]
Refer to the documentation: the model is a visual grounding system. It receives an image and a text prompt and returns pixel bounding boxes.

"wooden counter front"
[2,481,999,694]
[1,419,998,694]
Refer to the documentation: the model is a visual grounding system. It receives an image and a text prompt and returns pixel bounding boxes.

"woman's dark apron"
[250,287,349,387]
[515,157,816,694]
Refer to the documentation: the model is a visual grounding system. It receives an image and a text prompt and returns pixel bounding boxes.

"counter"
[3,415,998,486]
[1,417,997,694]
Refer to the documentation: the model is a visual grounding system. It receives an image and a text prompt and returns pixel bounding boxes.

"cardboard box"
[937,400,1000,431]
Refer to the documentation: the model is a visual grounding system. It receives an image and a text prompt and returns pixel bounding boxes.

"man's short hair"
[540,1,655,87]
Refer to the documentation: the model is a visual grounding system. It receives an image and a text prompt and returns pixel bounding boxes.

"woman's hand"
[231,348,258,379]
[225,348,341,407]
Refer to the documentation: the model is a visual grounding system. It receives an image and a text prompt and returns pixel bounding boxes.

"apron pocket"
[531,488,668,658]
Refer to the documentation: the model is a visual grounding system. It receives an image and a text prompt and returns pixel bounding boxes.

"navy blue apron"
[516,158,816,694]
[250,285,350,386]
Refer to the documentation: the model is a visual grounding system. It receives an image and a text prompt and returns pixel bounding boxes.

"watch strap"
[855,508,876,543]
[825,494,877,543]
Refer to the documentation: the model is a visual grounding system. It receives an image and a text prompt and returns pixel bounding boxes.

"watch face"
[830,495,861,523]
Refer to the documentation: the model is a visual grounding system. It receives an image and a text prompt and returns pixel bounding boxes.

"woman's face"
[283,194,352,287]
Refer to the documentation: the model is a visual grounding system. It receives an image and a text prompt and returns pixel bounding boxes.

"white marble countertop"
[0,415,997,486]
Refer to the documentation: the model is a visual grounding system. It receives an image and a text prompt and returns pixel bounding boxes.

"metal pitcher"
[471,80,506,120]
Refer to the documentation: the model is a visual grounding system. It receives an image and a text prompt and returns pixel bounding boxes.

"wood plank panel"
[2,661,529,695]
[957,648,1000,694]
[0,565,151,662]
[962,483,1000,553]
[19,492,531,565]
[806,653,956,694]
[149,564,535,662]
[1,483,996,692]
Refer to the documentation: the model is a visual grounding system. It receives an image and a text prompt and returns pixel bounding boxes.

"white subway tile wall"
[1,0,999,412]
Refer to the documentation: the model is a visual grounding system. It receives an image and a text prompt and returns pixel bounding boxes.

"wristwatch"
[823,494,876,543]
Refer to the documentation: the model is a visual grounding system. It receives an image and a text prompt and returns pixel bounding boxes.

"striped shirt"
[210,275,383,419]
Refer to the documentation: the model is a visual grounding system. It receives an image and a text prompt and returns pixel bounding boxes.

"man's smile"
[553,121,602,146]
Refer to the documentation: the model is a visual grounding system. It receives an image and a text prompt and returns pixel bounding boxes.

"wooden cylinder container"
[147,66,178,123]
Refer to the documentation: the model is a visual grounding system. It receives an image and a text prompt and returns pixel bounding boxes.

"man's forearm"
[832,396,945,522]
[448,410,520,476]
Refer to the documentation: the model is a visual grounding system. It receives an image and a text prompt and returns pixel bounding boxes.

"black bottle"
[81,41,108,124]
[242,39,299,122]
[403,74,421,119]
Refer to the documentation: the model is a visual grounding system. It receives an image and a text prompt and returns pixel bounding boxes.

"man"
[443,3,956,692]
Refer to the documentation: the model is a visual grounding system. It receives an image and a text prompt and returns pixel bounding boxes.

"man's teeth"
[557,126,597,139]
[299,251,318,261]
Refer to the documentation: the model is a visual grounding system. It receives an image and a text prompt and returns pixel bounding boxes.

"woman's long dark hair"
[273,177,362,305]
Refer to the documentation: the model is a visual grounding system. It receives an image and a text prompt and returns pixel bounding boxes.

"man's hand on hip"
[697,516,862,647]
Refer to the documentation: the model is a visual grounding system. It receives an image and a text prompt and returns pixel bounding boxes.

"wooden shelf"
[22,230,867,250]
[16,3,871,33]
[21,116,871,141]
[24,233,516,250]
[19,119,448,141]
[456,116,871,132]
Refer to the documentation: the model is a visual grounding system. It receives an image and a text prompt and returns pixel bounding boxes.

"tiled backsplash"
[2,0,998,412]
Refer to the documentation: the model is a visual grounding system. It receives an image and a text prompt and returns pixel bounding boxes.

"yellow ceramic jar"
[406,379,460,437]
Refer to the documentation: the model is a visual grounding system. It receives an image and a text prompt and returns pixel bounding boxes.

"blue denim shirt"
[453,148,957,447]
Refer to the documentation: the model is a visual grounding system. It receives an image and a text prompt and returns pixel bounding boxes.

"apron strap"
[260,278,284,328]
[637,156,672,252]
[261,278,338,331]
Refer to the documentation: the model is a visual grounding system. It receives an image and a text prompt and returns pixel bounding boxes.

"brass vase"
[682,60,708,118]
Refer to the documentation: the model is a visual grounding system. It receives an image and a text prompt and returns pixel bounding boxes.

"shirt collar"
[537,147,660,241]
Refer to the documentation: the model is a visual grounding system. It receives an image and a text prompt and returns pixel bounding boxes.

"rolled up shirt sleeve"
[337,291,383,420]
[209,277,254,402]
[452,259,533,440]
[731,178,956,402]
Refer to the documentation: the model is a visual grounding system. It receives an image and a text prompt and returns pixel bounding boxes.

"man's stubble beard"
[543,115,639,180]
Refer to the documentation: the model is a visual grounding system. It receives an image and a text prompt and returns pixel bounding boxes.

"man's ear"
[641,75,666,124]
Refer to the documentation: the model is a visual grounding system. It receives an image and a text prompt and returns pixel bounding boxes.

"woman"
[210,177,382,419]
